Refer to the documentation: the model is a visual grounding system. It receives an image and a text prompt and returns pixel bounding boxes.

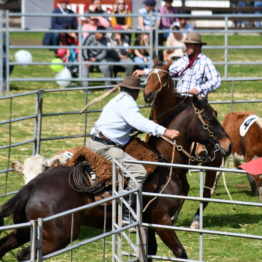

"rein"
[159,102,222,163]
[142,138,176,213]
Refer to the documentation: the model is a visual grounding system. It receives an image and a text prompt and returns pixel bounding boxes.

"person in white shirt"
[133,32,221,98]
[86,76,179,219]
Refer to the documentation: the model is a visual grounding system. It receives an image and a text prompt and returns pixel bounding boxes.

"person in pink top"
[158,0,179,61]
[159,0,179,40]
[82,0,110,39]
[82,16,110,39]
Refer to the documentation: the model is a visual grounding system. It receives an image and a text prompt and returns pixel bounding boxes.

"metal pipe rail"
[1,13,261,95]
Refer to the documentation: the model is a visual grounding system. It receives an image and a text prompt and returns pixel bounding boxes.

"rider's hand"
[132,69,145,77]
[188,88,199,95]
[164,129,180,140]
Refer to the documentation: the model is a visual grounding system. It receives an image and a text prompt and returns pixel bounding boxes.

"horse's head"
[187,96,232,160]
[144,63,172,104]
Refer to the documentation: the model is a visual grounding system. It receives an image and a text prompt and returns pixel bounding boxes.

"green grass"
[0,33,262,261]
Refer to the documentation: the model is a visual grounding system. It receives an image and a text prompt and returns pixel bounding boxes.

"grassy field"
[0,33,262,261]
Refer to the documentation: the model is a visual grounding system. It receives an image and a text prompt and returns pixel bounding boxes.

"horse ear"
[11,161,24,173]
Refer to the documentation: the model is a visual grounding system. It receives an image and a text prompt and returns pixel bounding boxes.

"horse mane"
[156,95,191,127]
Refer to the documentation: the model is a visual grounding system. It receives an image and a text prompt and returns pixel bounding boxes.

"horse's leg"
[244,154,259,196]
[191,156,223,229]
[147,228,157,262]
[17,246,31,261]
[154,218,187,259]
[211,170,221,195]
[177,173,189,214]
[0,228,30,259]
[41,219,81,255]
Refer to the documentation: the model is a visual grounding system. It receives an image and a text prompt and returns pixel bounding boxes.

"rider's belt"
[92,132,118,146]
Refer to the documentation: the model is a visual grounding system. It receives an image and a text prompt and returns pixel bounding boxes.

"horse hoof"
[251,188,259,196]
[190,221,200,229]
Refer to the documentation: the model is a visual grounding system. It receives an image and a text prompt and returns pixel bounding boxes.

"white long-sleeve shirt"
[91,92,166,146]
[145,53,221,97]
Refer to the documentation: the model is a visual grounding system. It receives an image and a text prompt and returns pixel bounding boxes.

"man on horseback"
[86,76,180,220]
[133,32,221,99]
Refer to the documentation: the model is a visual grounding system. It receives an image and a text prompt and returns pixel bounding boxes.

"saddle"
[66,137,159,197]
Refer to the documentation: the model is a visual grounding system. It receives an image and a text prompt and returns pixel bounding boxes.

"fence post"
[198,170,204,261]
[5,11,10,95]
[112,159,118,262]
[33,89,44,155]
[37,218,43,262]
[137,186,148,262]
[0,11,3,96]
[30,220,37,262]
[224,16,229,78]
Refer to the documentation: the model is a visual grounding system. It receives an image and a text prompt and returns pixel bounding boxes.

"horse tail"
[0,182,34,226]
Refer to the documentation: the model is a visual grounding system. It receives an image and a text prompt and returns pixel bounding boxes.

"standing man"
[86,76,179,219]
[133,32,221,98]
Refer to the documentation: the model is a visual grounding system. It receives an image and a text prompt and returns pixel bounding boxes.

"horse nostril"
[144,92,154,103]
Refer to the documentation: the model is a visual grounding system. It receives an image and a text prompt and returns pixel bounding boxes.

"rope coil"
[68,161,104,193]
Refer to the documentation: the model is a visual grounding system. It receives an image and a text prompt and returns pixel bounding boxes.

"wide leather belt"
[92,132,118,146]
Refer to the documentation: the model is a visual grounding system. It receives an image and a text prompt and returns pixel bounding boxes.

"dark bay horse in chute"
[0,95,231,261]
[144,63,232,229]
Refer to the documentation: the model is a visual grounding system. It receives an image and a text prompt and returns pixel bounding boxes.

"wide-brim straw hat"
[118,76,143,90]
[183,32,207,45]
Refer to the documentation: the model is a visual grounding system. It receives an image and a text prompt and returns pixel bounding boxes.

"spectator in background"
[110,31,134,76]
[133,33,152,69]
[49,0,78,47]
[235,1,247,28]
[137,0,158,31]
[56,31,79,77]
[81,26,116,87]
[111,0,132,42]
[159,0,179,41]
[163,21,186,62]
[158,0,179,61]
[179,17,194,32]
[88,0,105,14]
[82,16,110,39]
[254,1,262,28]
[88,0,111,24]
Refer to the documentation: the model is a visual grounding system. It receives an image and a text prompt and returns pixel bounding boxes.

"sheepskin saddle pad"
[66,137,159,188]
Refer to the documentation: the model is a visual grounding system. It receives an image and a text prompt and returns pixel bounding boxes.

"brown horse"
[144,63,232,229]
[0,96,231,261]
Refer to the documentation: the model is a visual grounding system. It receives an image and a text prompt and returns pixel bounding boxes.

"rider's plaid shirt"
[169,53,221,97]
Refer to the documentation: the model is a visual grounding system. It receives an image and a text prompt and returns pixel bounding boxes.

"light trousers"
[86,138,147,189]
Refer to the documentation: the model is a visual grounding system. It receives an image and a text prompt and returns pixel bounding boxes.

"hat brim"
[118,82,143,90]
[184,40,207,45]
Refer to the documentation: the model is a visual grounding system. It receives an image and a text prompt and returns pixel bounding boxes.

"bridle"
[146,68,224,163]
[162,102,224,163]
[146,68,170,97]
